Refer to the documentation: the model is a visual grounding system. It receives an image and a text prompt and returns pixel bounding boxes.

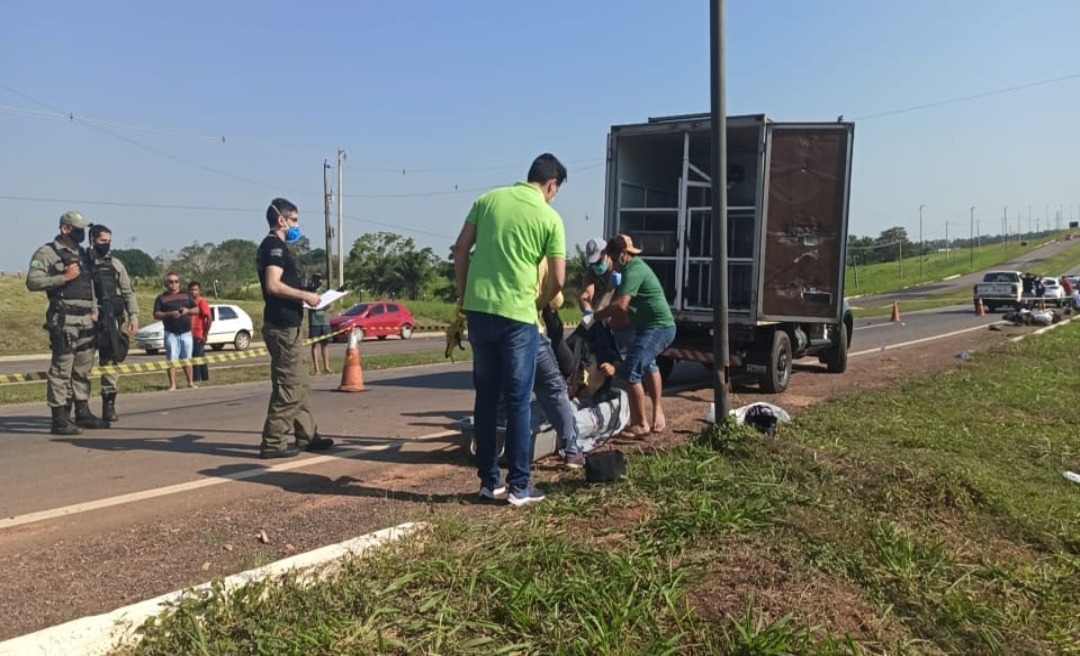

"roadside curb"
[0,521,430,656]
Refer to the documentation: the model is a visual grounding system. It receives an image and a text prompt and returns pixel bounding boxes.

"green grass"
[0,349,471,406]
[845,233,1078,296]
[0,275,579,354]
[122,323,1080,654]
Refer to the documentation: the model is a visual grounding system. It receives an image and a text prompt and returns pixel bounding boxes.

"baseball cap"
[605,234,643,256]
[59,211,88,229]
[585,238,607,264]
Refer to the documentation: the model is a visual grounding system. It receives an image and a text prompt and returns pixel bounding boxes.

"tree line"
[114,232,590,302]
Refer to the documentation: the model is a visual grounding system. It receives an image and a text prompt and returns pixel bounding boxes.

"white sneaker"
[479,484,507,500]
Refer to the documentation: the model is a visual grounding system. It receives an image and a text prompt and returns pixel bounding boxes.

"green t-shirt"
[463,182,566,325]
[308,307,329,327]
[617,258,675,330]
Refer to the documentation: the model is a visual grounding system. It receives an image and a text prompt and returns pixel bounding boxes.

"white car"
[135,304,254,355]
[1040,278,1065,303]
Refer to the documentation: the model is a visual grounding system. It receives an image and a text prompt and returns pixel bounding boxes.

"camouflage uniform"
[92,250,139,421]
[26,211,109,435]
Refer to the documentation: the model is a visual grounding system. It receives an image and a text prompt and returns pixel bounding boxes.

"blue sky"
[3,0,1079,273]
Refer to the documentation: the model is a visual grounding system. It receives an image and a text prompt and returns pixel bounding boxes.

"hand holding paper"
[303,289,348,311]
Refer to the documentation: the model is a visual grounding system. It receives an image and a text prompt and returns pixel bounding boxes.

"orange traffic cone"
[890,301,901,323]
[335,327,368,392]
[975,298,986,317]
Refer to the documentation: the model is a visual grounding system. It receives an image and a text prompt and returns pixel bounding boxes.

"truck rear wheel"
[825,322,848,374]
[761,330,792,394]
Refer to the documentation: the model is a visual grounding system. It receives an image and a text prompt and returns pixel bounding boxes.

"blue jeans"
[534,333,581,457]
[164,331,193,361]
[468,312,539,492]
[621,326,677,384]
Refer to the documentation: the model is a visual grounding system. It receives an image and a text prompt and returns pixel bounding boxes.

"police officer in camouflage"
[89,224,139,422]
[26,211,110,435]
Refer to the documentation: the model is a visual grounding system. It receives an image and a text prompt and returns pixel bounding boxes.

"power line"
[0,84,316,195]
[853,71,1080,121]
[0,194,453,240]
[0,96,604,173]
[342,160,608,199]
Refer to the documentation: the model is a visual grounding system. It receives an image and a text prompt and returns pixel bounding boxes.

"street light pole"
[919,204,924,277]
[969,206,975,270]
[708,0,731,424]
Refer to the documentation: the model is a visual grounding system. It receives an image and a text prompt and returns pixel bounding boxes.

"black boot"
[102,392,119,423]
[50,405,82,436]
[74,400,110,429]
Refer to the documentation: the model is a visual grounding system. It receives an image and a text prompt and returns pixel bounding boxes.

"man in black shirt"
[256,198,334,459]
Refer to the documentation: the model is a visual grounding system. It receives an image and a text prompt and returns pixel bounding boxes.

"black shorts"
[309,324,331,340]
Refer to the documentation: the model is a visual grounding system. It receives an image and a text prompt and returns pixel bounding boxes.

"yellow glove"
[444,305,467,361]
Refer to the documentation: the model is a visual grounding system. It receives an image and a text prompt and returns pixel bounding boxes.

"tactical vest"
[47,243,94,302]
[92,258,126,316]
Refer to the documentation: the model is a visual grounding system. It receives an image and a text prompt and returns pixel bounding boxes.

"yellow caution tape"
[0,325,356,386]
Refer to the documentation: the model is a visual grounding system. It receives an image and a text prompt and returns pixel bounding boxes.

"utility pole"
[1002,205,1008,248]
[323,160,333,282]
[969,206,975,270]
[919,204,924,277]
[337,149,346,288]
[1028,205,1032,238]
[898,238,904,281]
[708,0,731,424]
[945,221,950,262]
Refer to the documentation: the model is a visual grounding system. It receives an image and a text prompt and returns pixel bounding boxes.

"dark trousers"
[192,339,209,382]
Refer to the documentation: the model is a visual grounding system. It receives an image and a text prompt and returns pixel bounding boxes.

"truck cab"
[604,113,855,393]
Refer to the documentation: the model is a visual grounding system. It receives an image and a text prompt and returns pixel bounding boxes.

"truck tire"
[761,330,792,394]
[825,322,848,374]
[656,355,675,383]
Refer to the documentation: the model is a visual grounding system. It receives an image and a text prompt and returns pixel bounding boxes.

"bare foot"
[190,384,199,389]
[167,386,176,391]
[616,424,651,440]
[652,413,667,433]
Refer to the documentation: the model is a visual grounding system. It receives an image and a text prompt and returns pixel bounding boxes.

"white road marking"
[0,430,459,531]
[849,322,1004,358]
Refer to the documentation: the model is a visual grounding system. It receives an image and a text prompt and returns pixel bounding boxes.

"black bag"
[744,404,779,437]
[585,450,626,483]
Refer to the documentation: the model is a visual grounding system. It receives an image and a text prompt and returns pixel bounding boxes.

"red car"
[330,301,415,342]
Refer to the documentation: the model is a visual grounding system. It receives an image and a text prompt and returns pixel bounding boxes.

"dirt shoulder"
[0,323,1030,641]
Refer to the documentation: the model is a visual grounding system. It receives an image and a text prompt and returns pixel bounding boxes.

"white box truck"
[603,113,855,393]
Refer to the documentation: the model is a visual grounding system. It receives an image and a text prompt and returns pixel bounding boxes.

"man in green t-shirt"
[595,234,676,439]
[453,153,567,507]
[306,273,332,375]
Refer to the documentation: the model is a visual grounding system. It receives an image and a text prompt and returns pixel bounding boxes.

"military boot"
[74,400,110,429]
[102,392,119,423]
[50,406,82,436]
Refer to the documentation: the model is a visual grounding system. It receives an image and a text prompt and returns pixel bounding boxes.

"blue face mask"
[612,271,623,288]
[285,225,302,244]
[591,261,609,276]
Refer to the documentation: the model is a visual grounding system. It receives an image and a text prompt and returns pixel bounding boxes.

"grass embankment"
[125,323,1080,654]
[845,233,1073,297]
[0,275,577,355]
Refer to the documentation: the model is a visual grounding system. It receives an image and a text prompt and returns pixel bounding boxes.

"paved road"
[0,333,447,377]
[852,238,1080,307]
[0,305,1000,524]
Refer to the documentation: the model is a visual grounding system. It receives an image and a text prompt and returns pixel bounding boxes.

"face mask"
[285,225,302,244]
[591,261,609,276]
[93,243,111,258]
[69,228,86,243]
[612,271,623,288]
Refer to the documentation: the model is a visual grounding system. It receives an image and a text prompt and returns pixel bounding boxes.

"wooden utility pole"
[323,160,333,281]
[337,149,347,288]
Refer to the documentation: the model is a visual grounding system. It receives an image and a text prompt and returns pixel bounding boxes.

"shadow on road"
[0,415,52,435]
[376,371,472,390]
[52,432,260,458]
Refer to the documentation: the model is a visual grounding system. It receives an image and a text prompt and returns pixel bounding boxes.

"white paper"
[304,289,348,311]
